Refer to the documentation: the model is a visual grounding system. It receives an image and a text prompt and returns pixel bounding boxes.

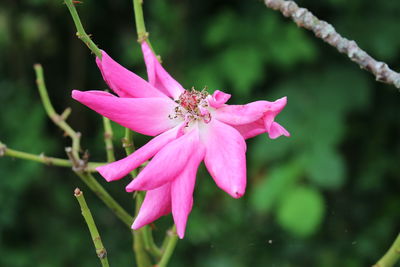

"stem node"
[0,142,7,156]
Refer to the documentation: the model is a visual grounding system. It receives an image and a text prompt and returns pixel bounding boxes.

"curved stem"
[64,0,102,58]
[142,225,162,259]
[34,64,81,159]
[74,188,110,267]
[373,233,400,267]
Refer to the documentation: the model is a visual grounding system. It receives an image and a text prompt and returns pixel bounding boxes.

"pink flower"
[72,42,289,238]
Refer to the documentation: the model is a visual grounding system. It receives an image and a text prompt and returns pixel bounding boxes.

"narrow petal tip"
[231,190,245,199]
[131,220,141,230]
[177,230,185,239]
[125,184,136,193]
[267,122,290,139]
[96,166,116,182]
[71,89,81,100]
[272,96,287,113]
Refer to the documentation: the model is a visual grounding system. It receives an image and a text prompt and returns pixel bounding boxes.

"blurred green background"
[0,0,399,266]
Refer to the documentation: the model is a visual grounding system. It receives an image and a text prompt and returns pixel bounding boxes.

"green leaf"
[276,186,325,237]
[304,147,345,189]
[250,160,302,213]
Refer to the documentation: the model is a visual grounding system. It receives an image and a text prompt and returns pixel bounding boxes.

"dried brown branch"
[264,0,400,90]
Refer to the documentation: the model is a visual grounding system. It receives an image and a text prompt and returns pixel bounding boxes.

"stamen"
[170,87,212,124]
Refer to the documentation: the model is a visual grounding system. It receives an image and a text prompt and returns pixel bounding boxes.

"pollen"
[169,87,211,124]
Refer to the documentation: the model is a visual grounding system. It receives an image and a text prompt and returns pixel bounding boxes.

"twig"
[264,0,400,90]
[64,0,102,58]
[34,64,81,159]
[133,0,148,43]
[373,233,400,267]
[102,116,115,162]
[133,192,153,267]
[0,142,101,172]
[74,188,110,267]
[122,128,138,178]
[65,148,134,227]
[142,225,162,259]
[158,226,178,267]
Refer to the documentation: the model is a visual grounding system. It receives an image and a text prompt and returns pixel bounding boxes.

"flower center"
[169,88,211,124]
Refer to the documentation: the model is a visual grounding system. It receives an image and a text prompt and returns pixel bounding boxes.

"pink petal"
[171,141,205,239]
[267,121,290,139]
[201,119,247,198]
[131,184,171,230]
[215,97,287,126]
[214,101,270,125]
[207,90,231,108]
[125,128,200,192]
[232,119,266,140]
[262,97,287,130]
[233,119,290,140]
[141,42,185,99]
[96,125,183,182]
[96,50,167,98]
[227,97,290,140]
[72,90,179,136]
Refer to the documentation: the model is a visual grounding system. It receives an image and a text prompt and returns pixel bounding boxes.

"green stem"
[64,0,102,58]
[102,117,115,162]
[74,188,110,267]
[34,64,81,159]
[76,172,133,228]
[133,192,153,267]
[142,224,162,259]
[158,226,178,267]
[373,233,400,267]
[122,128,135,156]
[122,128,138,177]
[0,142,101,172]
[133,0,148,43]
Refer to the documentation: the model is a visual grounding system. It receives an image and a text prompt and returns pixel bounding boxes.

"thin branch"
[0,142,101,172]
[75,171,134,228]
[133,0,148,43]
[64,0,102,58]
[142,225,162,259]
[264,0,400,90]
[158,226,178,267]
[74,188,110,267]
[373,233,400,267]
[133,192,153,267]
[122,128,138,178]
[102,117,115,162]
[66,148,134,228]
[34,64,81,159]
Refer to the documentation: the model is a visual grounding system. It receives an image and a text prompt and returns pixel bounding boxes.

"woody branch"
[264,0,400,90]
